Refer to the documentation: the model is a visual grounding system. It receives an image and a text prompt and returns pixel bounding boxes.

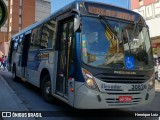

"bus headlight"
[148,75,155,90]
[86,78,97,89]
[82,68,98,90]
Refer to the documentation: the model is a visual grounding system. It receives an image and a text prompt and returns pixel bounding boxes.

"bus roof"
[12,0,142,39]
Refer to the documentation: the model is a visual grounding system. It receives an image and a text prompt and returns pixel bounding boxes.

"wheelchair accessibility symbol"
[125,56,135,69]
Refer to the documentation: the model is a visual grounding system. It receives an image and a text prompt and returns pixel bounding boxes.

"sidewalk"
[0,70,36,120]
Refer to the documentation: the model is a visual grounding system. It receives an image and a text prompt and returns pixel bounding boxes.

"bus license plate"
[118,96,132,102]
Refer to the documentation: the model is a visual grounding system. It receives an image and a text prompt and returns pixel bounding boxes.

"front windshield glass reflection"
[81,17,153,70]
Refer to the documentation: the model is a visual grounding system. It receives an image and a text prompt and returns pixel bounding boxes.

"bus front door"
[56,19,74,100]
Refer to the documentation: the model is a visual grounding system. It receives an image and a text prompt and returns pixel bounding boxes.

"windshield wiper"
[125,28,132,54]
[98,15,124,65]
[131,17,140,41]
[125,18,140,54]
[98,15,119,40]
[98,15,122,53]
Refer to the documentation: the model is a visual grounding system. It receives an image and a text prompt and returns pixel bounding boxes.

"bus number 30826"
[131,84,147,91]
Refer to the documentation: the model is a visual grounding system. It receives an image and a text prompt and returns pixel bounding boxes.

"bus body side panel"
[37,50,55,88]
[51,51,58,94]
[16,53,24,77]
[25,50,40,86]
[25,50,54,88]
[14,52,21,77]
[25,69,40,87]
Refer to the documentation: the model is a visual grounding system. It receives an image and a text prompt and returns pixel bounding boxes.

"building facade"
[0,0,51,57]
[0,0,9,57]
[131,0,160,57]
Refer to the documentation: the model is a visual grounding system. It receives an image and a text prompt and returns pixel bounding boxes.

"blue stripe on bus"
[27,51,40,70]
[75,33,85,82]
[27,61,40,70]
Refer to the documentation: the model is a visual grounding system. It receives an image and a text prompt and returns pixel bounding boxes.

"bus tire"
[41,74,54,102]
[12,65,18,82]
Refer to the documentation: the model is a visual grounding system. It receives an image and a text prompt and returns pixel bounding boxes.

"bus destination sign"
[87,6,135,21]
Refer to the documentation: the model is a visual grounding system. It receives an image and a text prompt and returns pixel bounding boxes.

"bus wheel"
[12,66,18,82]
[41,75,54,102]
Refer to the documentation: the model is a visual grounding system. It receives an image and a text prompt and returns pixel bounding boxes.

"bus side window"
[40,19,56,49]
[30,26,42,50]
[13,38,18,51]
[17,35,24,53]
[41,26,49,48]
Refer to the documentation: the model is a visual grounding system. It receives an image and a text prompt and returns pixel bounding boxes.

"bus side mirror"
[74,17,81,32]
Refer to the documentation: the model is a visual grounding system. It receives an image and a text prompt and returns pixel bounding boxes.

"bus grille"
[105,97,142,106]
[95,73,147,83]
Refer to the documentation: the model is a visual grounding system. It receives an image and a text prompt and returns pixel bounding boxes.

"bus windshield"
[81,17,154,70]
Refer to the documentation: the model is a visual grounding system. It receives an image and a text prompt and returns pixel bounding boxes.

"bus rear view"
[74,2,155,109]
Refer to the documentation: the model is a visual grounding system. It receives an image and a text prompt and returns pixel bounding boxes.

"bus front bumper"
[74,84,155,109]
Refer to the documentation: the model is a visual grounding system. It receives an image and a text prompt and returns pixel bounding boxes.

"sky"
[51,0,130,13]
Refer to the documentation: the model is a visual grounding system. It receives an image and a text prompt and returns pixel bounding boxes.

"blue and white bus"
[8,1,155,109]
